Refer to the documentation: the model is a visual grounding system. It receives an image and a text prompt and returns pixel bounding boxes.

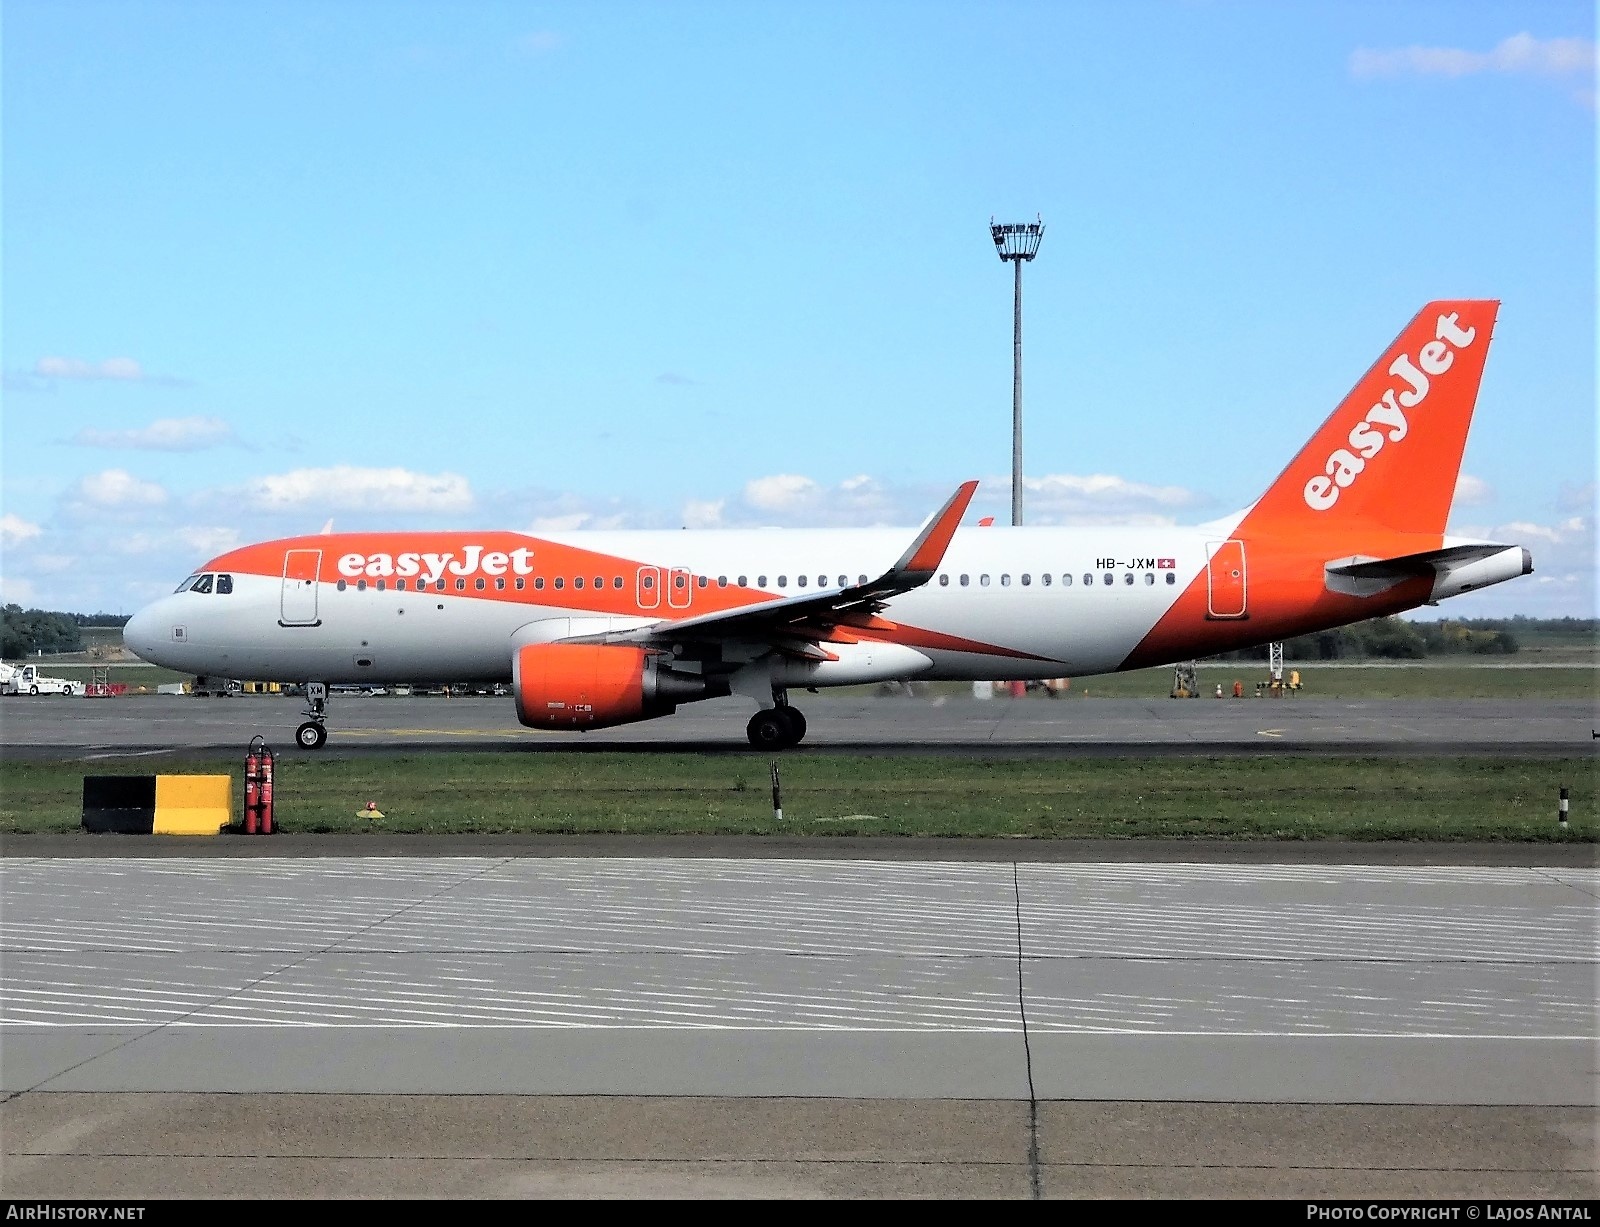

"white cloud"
[680,498,726,529]
[1453,473,1494,507]
[71,416,237,451]
[35,356,149,381]
[1351,33,1596,79]
[1023,472,1201,513]
[72,469,169,508]
[237,466,473,513]
[528,513,594,532]
[744,474,821,512]
[177,527,242,556]
[0,514,42,547]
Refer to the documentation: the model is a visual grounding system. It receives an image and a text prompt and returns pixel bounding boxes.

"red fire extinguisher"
[260,741,275,834]
[244,736,263,834]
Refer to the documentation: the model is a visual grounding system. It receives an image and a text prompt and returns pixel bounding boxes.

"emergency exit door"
[1205,539,1247,620]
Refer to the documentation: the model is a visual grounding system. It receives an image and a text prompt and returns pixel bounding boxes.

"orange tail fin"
[1246,300,1499,538]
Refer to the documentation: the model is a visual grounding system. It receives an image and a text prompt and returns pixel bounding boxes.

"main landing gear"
[295,682,329,750]
[746,695,807,749]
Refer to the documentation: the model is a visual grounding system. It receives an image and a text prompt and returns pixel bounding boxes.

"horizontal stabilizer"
[1325,543,1532,599]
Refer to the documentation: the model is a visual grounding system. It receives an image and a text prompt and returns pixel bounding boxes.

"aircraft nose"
[123,603,162,663]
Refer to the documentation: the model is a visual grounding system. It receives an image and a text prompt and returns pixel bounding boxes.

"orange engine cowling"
[512,643,721,731]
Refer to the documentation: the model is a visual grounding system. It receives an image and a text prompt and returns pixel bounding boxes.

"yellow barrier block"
[153,775,233,835]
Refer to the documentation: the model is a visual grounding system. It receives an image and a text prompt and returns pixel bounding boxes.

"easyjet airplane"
[125,300,1531,750]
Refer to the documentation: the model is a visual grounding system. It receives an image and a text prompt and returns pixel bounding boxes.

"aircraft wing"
[584,480,978,651]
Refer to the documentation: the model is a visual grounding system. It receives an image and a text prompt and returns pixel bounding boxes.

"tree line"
[2,606,130,659]
[1214,616,1596,662]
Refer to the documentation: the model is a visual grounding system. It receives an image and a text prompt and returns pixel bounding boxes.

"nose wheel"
[295,682,329,750]
[747,705,806,749]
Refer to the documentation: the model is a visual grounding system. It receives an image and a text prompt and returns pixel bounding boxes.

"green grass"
[4,752,1592,841]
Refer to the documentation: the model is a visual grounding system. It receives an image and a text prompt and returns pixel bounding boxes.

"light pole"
[990,216,1044,526]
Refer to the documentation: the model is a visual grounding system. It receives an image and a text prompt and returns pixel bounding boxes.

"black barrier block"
[82,775,156,834]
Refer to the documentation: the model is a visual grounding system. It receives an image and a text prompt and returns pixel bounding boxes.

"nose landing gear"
[295,682,329,749]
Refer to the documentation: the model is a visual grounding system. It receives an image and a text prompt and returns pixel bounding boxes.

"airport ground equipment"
[82,774,232,835]
[1,661,77,695]
[1171,662,1198,698]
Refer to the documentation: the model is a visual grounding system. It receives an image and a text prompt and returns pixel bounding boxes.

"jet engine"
[512,643,723,731]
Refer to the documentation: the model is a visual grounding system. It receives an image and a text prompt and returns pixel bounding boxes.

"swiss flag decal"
[1157,558,1176,569]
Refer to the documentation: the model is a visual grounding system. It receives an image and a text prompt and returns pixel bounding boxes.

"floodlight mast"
[990,216,1044,526]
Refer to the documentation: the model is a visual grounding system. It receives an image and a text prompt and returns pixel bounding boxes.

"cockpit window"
[175,574,201,593]
[189,574,214,594]
[216,574,234,595]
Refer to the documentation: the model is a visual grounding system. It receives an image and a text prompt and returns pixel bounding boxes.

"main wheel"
[746,709,793,749]
[28,685,38,695]
[777,706,807,744]
[295,721,327,750]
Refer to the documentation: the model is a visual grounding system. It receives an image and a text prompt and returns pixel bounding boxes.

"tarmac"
[1,692,1596,1200]
[2,691,1596,759]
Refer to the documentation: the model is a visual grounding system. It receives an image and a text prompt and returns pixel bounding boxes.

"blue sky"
[3,1,1594,618]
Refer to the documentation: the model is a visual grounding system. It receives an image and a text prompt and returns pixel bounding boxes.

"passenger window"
[1082,574,1092,586]
[1041,573,1051,586]
[357,580,368,591]
[1166,572,1177,585]
[554,578,564,590]
[190,575,213,594]
[1061,574,1072,587]
[455,579,465,591]
[1021,574,1031,586]
[1123,573,1134,585]
[496,578,506,590]
[1101,573,1112,586]
[758,575,768,587]
[643,574,655,589]
[939,574,949,586]
[516,578,525,590]
[575,577,585,589]
[696,575,707,588]
[738,575,748,587]
[614,577,624,589]
[778,576,788,588]
[674,575,686,589]
[1144,573,1154,585]
[396,579,407,592]
[1000,574,1010,586]
[838,575,848,588]
[337,579,348,591]
[596,576,605,589]
[818,575,827,588]
[435,579,446,591]
[216,574,234,594]
[534,578,545,590]
[980,575,990,586]
[717,576,727,587]
[797,575,808,588]
[960,574,970,586]
[377,579,387,591]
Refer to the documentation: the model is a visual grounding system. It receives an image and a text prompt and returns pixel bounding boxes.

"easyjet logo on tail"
[1303,312,1478,512]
